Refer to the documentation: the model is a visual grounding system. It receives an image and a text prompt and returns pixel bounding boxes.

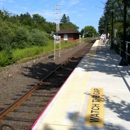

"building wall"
[58,33,79,41]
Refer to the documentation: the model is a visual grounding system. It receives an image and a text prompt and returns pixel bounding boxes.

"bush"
[12,27,30,49]
[0,49,14,66]
[12,46,43,61]
[0,22,15,50]
[29,29,48,46]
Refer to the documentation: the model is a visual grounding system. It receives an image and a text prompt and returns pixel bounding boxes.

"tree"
[98,16,106,34]
[33,14,46,23]
[60,14,67,24]
[60,22,79,30]
[99,0,130,40]
[81,26,97,37]
[60,14,79,30]
[19,12,34,27]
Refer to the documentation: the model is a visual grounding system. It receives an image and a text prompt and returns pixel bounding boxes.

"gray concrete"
[31,40,130,130]
[80,40,130,130]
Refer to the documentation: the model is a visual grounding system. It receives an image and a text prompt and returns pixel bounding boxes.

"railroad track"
[0,42,94,130]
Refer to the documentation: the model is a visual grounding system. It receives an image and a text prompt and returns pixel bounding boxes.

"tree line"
[0,10,56,51]
[0,11,80,51]
[98,0,130,40]
[0,10,82,66]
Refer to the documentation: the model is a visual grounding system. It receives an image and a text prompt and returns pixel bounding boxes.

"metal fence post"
[128,42,130,64]
[119,0,128,66]
[110,11,114,50]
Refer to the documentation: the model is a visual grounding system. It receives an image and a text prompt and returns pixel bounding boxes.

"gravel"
[0,42,89,109]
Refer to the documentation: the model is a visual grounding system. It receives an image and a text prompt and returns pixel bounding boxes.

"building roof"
[56,29,79,34]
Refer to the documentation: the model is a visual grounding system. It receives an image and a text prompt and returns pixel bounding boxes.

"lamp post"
[110,10,114,49]
[119,0,128,66]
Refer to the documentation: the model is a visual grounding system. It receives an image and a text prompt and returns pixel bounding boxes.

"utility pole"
[54,4,61,61]
[55,4,60,32]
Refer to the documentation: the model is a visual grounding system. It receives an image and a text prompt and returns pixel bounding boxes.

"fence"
[107,39,130,64]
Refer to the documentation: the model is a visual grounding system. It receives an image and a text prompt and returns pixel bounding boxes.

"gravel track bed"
[0,43,89,109]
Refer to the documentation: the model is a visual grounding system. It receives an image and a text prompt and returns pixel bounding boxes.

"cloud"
[42,10,55,18]
[69,0,80,6]
[29,9,55,21]
[13,5,29,12]
[78,7,87,11]
[59,0,80,7]
[0,0,5,2]
[8,0,14,2]
[0,0,14,8]
[59,0,66,5]
[0,0,5,6]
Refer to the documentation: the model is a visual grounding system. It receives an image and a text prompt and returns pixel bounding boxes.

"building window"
[64,34,68,41]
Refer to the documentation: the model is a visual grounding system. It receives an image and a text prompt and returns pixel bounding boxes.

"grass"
[0,38,94,67]
[12,40,81,62]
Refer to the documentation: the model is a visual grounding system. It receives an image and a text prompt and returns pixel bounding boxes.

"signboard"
[54,35,61,44]
[85,88,104,127]
[53,35,61,60]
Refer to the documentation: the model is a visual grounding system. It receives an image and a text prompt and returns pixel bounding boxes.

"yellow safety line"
[85,88,104,127]
[85,41,104,127]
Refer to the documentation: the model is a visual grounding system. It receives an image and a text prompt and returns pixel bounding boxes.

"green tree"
[29,29,48,46]
[98,16,106,34]
[99,0,130,40]
[81,26,97,37]
[0,10,4,20]
[60,22,79,30]
[19,12,34,27]
[33,14,46,23]
[13,26,29,49]
[60,14,67,24]
[60,14,79,30]
[2,9,10,21]
[0,21,15,50]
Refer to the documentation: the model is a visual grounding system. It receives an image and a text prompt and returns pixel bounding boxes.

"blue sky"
[0,0,107,31]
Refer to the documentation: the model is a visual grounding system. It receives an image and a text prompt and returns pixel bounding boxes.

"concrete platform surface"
[31,40,130,130]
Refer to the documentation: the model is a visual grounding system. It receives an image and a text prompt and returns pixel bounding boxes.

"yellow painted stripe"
[85,88,104,127]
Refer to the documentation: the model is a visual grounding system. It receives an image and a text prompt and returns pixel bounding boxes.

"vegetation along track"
[0,42,94,130]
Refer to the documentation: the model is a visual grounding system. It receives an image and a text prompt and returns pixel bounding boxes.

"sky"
[0,0,107,31]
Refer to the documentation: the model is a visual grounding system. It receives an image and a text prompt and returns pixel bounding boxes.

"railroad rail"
[0,42,94,130]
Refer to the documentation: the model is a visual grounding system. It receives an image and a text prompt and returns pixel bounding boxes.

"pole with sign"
[54,35,61,60]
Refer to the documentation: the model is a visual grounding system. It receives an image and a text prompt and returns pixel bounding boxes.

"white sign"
[53,35,61,60]
[54,35,61,44]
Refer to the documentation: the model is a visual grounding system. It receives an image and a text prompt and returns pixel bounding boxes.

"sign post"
[54,35,61,60]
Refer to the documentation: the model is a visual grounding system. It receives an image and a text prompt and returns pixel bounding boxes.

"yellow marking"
[85,88,104,127]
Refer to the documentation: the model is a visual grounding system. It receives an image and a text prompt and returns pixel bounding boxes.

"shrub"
[0,49,14,66]
[12,27,30,49]
[0,21,15,51]
[29,29,48,46]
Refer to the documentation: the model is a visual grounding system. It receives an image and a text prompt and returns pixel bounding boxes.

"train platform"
[30,40,130,130]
